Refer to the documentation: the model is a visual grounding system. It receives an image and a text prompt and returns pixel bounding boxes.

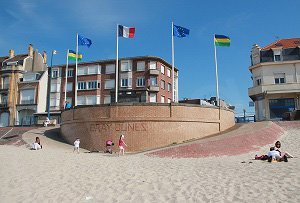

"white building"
[248,38,300,121]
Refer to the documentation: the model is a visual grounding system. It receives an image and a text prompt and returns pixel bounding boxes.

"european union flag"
[78,34,92,48]
[173,25,190,38]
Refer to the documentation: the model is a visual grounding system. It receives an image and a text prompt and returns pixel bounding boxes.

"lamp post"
[46,50,57,119]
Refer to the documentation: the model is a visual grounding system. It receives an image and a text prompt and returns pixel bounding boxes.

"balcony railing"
[149,69,160,75]
[20,100,35,105]
[148,85,159,92]
[248,83,300,97]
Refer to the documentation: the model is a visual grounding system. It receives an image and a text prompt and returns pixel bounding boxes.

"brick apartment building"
[50,56,179,111]
[248,38,300,120]
[0,44,48,126]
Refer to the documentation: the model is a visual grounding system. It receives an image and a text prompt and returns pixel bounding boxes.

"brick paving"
[147,121,297,158]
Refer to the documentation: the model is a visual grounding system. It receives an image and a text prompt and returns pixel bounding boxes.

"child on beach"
[73,138,80,153]
[267,147,288,162]
[118,134,127,156]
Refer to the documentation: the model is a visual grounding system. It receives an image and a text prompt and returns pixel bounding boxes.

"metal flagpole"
[115,24,119,103]
[214,34,221,131]
[64,49,69,108]
[214,34,219,103]
[75,34,79,106]
[171,22,175,102]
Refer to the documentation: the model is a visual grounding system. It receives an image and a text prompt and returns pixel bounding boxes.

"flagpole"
[75,33,79,106]
[115,24,119,103]
[171,21,175,102]
[214,34,219,104]
[64,49,69,108]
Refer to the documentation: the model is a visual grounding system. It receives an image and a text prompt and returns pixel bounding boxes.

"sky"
[1,0,300,116]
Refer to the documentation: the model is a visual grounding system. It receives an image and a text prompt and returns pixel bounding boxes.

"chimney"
[28,44,34,57]
[42,51,47,64]
[9,49,14,58]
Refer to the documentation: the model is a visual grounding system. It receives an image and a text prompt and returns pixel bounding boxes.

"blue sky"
[1,0,300,115]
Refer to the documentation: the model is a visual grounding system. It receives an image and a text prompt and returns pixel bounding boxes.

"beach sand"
[0,122,299,203]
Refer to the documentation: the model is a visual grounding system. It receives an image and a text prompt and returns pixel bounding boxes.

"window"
[167,98,171,103]
[88,81,98,89]
[67,82,73,92]
[51,83,60,92]
[78,81,87,90]
[136,77,145,87]
[149,61,157,70]
[256,78,261,86]
[121,60,132,71]
[106,64,115,74]
[86,96,97,105]
[20,89,35,104]
[78,67,86,75]
[2,77,9,89]
[52,70,59,78]
[161,65,165,74]
[77,95,99,105]
[150,77,157,86]
[121,78,128,87]
[161,80,165,89]
[274,55,281,62]
[77,96,85,105]
[67,69,74,77]
[104,95,111,104]
[168,83,171,92]
[88,65,100,74]
[121,78,132,87]
[274,73,285,84]
[167,69,171,77]
[137,61,145,71]
[161,96,165,103]
[105,79,115,89]
[149,93,157,103]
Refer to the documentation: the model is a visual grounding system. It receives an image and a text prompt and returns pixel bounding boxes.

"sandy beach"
[0,122,299,203]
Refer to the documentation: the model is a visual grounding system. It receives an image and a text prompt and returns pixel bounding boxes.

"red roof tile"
[262,38,300,50]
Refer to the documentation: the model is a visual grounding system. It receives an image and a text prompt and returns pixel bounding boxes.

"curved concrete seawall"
[60,103,235,152]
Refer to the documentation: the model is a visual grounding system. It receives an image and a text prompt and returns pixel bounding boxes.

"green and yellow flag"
[68,50,82,61]
[214,34,230,47]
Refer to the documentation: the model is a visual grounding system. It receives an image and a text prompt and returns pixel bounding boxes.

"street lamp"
[46,50,57,120]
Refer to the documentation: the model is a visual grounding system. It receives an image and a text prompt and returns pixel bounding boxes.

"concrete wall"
[60,104,235,152]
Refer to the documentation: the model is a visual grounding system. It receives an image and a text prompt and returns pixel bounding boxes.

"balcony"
[148,85,159,92]
[0,102,8,108]
[149,69,159,75]
[20,100,35,105]
[248,83,300,97]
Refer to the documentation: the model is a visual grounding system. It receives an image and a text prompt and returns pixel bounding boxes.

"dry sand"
[0,123,299,203]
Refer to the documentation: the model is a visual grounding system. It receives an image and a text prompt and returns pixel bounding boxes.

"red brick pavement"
[147,121,298,158]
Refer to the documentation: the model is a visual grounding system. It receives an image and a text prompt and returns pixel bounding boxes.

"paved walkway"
[147,121,300,158]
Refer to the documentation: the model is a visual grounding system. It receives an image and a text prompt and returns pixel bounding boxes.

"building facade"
[0,44,48,126]
[248,38,300,121]
[50,56,179,110]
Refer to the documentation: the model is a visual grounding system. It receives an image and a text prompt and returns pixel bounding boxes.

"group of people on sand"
[255,140,293,162]
[30,134,128,156]
[73,134,127,156]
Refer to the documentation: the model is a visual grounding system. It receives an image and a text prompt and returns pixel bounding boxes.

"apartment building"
[0,44,48,126]
[248,38,300,121]
[50,56,178,110]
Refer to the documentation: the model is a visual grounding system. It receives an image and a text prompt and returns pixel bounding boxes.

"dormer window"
[272,48,282,62]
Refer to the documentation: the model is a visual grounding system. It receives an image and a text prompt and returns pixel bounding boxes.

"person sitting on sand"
[267,147,288,162]
[105,140,114,154]
[31,137,42,150]
[274,141,293,158]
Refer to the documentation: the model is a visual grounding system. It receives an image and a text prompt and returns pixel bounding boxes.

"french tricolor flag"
[118,25,135,38]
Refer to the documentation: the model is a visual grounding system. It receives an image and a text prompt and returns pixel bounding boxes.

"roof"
[4,54,28,64]
[262,38,300,50]
[53,55,179,71]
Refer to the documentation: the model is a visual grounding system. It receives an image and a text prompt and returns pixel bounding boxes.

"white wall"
[37,71,48,113]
